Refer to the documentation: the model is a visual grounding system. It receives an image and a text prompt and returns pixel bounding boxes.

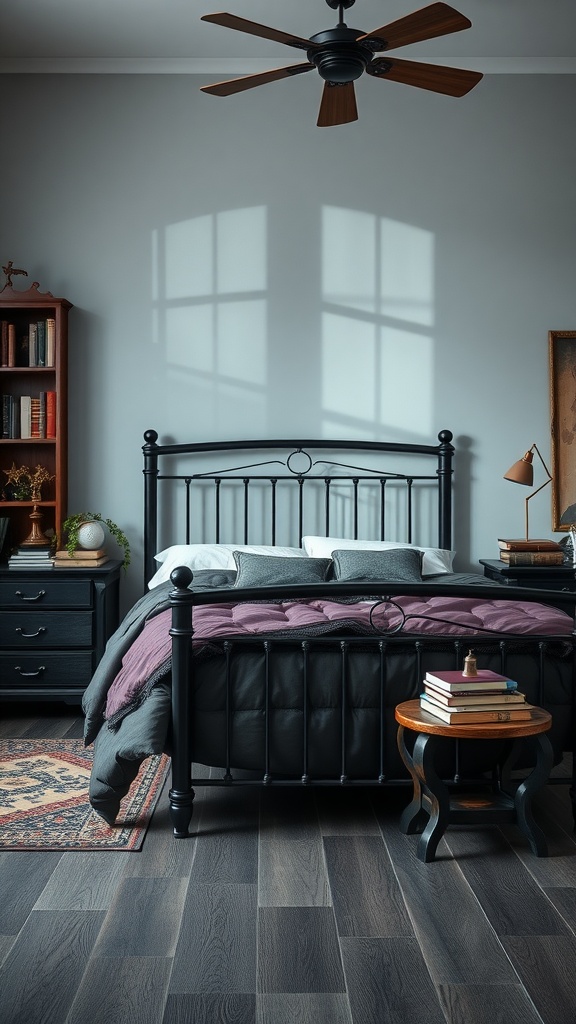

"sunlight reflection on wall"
[321,206,434,440]
[152,206,268,434]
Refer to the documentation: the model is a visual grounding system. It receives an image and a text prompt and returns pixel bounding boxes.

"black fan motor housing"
[308,27,374,83]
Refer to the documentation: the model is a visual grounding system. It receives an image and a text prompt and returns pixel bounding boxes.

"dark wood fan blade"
[201,63,314,97]
[367,57,482,96]
[358,2,471,52]
[317,82,358,127]
[201,13,313,51]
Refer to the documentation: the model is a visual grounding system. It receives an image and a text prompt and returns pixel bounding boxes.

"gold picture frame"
[549,330,576,531]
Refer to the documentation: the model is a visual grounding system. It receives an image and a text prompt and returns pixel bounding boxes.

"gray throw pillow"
[233,551,331,587]
[332,547,423,582]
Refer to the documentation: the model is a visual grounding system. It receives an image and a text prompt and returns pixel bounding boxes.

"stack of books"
[497,538,564,566]
[8,546,54,570]
[54,547,109,568]
[420,667,535,724]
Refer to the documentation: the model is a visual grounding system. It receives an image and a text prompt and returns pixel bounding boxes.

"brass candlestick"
[22,505,51,546]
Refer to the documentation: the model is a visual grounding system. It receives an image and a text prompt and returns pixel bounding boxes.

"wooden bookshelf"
[0,279,72,552]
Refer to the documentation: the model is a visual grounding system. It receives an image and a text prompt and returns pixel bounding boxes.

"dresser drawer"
[0,578,93,608]
[0,611,93,648]
[0,653,94,691]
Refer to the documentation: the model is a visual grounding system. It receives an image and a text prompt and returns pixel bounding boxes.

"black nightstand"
[0,559,121,704]
[480,559,576,593]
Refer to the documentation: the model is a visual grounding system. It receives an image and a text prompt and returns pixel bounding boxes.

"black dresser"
[0,560,121,704]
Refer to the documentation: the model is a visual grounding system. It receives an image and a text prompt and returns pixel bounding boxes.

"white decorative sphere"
[77,521,106,550]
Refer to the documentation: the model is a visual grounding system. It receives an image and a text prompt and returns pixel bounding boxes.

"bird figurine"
[2,261,28,288]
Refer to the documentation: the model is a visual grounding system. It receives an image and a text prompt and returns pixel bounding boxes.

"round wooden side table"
[395,699,553,863]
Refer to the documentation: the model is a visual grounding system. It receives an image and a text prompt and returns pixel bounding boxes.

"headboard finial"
[143,429,159,446]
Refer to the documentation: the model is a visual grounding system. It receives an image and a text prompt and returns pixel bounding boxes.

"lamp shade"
[504,450,534,487]
[503,443,552,541]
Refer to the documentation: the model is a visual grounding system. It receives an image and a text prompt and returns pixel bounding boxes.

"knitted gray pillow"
[332,547,423,582]
[233,551,332,587]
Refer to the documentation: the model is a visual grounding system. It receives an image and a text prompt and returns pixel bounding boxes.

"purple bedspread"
[104,594,573,720]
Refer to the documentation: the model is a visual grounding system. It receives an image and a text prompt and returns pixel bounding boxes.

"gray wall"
[1,72,575,610]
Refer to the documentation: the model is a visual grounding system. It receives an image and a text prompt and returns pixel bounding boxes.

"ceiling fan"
[200,1,483,127]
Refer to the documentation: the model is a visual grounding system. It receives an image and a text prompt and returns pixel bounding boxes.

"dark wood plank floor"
[1,703,576,1024]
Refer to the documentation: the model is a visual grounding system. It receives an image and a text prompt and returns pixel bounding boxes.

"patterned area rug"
[0,738,170,851]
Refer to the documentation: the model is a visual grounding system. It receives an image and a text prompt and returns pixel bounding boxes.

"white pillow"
[148,543,306,589]
[301,536,454,576]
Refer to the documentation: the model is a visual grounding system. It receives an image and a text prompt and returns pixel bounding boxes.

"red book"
[424,669,518,692]
[46,391,57,438]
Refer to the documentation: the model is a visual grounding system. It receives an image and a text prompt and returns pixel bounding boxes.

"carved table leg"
[514,734,553,856]
[397,726,450,862]
[413,733,451,862]
[397,724,428,835]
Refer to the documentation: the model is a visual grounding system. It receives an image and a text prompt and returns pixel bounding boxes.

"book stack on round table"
[419,666,534,724]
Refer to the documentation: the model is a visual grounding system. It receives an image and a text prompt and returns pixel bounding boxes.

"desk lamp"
[503,443,552,541]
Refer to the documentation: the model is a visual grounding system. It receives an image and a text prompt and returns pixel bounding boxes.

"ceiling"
[1,0,575,74]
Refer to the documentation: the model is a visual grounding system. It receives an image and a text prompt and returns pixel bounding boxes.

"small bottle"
[462,649,478,677]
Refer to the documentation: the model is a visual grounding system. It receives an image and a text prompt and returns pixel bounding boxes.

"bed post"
[142,429,159,592]
[169,566,195,837]
[437,429,454,550]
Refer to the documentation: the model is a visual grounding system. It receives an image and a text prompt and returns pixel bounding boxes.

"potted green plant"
[62,513,131,570]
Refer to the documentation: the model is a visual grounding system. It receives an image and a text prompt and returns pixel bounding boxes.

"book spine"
[420,697,531,723]
[39,392,46,438]
[498,539,561,551]
[46,318,56,366]
[46,391,56,438]
[2,395,13,438]
[423,684,525,705]
[7,324,15,367]
[36,320,46,366]
[29,322,37,366]
[30,396,41,438]
[500,552,565,565]
[20,395,32,439]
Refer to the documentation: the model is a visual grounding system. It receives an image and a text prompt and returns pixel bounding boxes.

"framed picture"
[549,330,576,530]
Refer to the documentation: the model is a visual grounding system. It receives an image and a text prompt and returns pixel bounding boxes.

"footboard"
[167,569,576,838]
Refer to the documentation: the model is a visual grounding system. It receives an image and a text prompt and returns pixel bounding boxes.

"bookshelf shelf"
[0,280,71,552]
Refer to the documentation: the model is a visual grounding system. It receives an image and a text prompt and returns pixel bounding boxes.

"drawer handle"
[15,665,46,677]
[15,590,46,602]
[15,627,47,639]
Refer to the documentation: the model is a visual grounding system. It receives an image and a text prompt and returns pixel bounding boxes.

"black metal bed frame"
[142,428,455,586]
[141,429,576,838]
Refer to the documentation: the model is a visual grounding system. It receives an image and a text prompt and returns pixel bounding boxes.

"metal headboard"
[142,429,454,591]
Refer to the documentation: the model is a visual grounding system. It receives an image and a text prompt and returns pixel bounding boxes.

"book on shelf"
[424,668,518,693]
[30,396,41,438]
[46,319,55,366]
[2,394,13,438]
[54,547,106,561]
[498,538,562,552]
[422,682,526,706]
[499,550,564,566]
[36,320,46,367]
[419,694,534,724]
[20,395,32,438]
[46,390,56,438]
[28,321,37,366]
[7,323,16,367]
